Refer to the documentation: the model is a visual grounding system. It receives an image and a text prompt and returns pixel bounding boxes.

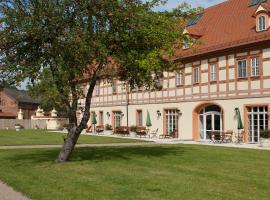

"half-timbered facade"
[81,0,270,143]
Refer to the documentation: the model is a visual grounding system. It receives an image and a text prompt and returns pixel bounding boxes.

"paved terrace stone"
[0,181,30,200]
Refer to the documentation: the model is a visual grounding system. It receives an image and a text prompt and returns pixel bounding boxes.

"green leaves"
[0,0,196,120]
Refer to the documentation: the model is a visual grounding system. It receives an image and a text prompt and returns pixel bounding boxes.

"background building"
[0,88,39,119]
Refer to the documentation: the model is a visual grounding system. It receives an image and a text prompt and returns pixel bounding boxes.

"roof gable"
[175,0,270,60]
[3,88,39,104]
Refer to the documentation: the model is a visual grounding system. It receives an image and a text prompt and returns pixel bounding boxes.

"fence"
[0,119,47,130]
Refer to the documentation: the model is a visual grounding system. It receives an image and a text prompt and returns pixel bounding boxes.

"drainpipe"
[126,83,129,128]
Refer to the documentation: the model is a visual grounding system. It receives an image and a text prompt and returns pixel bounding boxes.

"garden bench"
[136,127,148,138]
[159,131,176,139]
[209,131,233,143]
[96,125,104,134]
[114,126,129,136]
[86,125,92,133]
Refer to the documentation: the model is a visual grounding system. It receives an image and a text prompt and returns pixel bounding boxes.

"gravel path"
[0,181,30,200]
[0,142,154,150]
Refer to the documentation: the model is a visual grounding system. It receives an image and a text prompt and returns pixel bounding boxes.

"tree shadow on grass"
[2,145,188,166]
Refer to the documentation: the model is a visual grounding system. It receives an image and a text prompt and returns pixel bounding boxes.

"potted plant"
[260,130,270,147]
[129,125,137,137]
[105,124,113,135]
[14,124,22,131]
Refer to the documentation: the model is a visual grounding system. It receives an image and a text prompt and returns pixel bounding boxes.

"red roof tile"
[0,112,17,117]
[174,0,270,60]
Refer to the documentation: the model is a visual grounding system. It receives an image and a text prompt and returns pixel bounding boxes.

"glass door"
[165,110,179,138]
[248,106,268,143]
[199,105,222,141]
[113,112,122,128]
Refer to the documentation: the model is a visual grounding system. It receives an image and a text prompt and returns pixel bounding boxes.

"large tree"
[0,0,198,162]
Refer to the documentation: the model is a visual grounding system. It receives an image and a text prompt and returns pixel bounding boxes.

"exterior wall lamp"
[120,112,124,117]
[157,110,161,118]
[176,109,182,116]
[106,112,110,118]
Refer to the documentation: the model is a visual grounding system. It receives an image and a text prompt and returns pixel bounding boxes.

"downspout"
[126,83,129,128]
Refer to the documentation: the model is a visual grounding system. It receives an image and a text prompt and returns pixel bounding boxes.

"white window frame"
[210,64,217,81]
[137,110,143,127]
[113,112,122,128]
[176,70,183,86]
[193,67,199,84]
[238,60,247,78]
[182,41,190,50]
[165,110,179,136]
[99,111,104,126]
[258,16,266,32]
[247,106,268,143]
[251,57,260,77]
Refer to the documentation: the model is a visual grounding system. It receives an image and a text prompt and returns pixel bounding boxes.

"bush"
[260,130,270,139]
[129,125,137,132]
[14,124,24,129]
[105,124,113,130]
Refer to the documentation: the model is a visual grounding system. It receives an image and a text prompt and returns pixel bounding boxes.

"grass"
[0,145,270,200]
[0,130,144,146]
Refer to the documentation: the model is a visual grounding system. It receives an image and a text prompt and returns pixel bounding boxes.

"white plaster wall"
[185,64,192,73]
[185,88,191,95]
[219,69,226,81]
[169,79,175,88]
[185,75,191,85]
[237,82,248,91]
[201,73,208,83]
[219,83,226,92]
[209,58,217,62]
[90,97,270,141]
[237,52,248,57]
[263,61,270,76]
[201,86,208,94]
[251,80,260,90]
[210,85,217,93]
[228,55,234,66]
[177,89,183,96]
[263,48,270,58]
[229,83,235,90]
[229,68,235,79]
[193,86,199,94]
[263,79,270,89]
[201,60,208,71]
[219,56,226,67]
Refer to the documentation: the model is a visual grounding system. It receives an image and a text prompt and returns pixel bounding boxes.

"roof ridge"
[203,0,230,11]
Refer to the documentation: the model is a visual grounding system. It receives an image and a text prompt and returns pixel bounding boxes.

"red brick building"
[0,88,39,119]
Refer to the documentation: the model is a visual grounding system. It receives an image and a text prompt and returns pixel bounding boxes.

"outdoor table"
[210,131,233,143]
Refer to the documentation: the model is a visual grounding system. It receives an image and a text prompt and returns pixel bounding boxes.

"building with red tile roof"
[80,0,270,144]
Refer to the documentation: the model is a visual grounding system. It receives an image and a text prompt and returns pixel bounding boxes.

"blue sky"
[154,0,225,10]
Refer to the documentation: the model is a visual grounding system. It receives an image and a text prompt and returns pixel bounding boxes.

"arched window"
[258,16,266,32]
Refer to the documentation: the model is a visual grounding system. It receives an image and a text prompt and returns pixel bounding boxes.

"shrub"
[105,124,113,130]
[14,124,24,128]
[260,130,270,139]
[129,125,137,132]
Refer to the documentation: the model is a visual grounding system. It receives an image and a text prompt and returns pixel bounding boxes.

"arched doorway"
[193,103,224,141]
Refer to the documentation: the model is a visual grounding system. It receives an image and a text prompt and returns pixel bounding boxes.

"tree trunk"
[58,126,80,162]
[57,66,100,162]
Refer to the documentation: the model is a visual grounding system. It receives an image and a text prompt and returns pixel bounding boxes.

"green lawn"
[0,145,270,200]
[0,130,144,145]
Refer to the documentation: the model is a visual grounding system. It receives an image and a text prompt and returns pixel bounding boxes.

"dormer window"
[182,41,190,50]
[254,4,269,32]
[258,15,266,31]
